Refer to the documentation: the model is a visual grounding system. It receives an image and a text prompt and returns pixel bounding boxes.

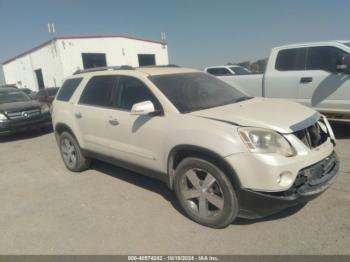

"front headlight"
[41,104,50,114]
[0,113,7,121]
[239,127,296,157]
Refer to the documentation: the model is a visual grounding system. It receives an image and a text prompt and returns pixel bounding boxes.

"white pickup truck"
[205,41,350,120]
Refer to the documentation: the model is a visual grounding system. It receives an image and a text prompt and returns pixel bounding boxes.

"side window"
[115,76,160,111]
[56,78,82,101]
[206,68,233,76]
[79,76,117,107]
[306,46,346,72]
[275,48,307,71]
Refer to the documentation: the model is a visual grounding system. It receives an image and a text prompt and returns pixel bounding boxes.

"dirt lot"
[0,123,349,255]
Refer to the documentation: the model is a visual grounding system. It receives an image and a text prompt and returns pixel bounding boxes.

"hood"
[0,100,41,113]
[189,98,319,133]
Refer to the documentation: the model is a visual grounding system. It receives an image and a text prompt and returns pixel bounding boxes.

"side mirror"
[131,100,156,115]
[336,54,350,74]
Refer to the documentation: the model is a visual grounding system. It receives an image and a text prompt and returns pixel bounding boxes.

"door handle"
[300,77,313,84]
[75,112,82,119]
[108,119,119,126]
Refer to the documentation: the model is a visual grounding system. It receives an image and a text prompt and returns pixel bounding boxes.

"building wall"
[3,41,64,91]
[2,37,169,91]
[0,66,5,85]
[58,37,168,78]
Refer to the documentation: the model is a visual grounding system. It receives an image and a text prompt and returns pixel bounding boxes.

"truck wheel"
[59,131,91,172]
[174,157,238,228]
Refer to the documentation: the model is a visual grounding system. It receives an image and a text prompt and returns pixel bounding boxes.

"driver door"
[297,46,350,114]
[106,75,167,172]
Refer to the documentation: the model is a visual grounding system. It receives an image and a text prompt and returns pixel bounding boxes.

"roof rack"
[138,64,180,68]
[73,64,181,75]
[73,65,134,75]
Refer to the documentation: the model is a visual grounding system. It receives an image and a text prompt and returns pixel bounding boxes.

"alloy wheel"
[61,138,77,169]
[180,168,225,218]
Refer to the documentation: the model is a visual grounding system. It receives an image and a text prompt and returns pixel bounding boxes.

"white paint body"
[52,67,336,192]
[211,41,350,117]
[2,36,169,91]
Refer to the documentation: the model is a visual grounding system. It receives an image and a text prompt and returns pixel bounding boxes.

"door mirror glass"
[336,54,350,74]
[131,100,156,115]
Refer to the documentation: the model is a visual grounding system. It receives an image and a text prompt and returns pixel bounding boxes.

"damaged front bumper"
[238,151,339,219]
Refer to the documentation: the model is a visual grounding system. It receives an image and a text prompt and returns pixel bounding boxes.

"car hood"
[189,98,320,133]
[0,100,41,113]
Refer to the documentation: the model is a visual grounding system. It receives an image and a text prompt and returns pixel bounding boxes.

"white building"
[2,35,169,91]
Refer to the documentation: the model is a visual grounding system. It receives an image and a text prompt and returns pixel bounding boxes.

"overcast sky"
[1,0,350,85]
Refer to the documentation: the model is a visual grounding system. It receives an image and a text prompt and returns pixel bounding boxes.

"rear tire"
[174,157,238,228]
[59,131,90,172]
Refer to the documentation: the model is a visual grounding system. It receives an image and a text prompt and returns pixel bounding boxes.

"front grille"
[6,108,41,120]
[293,121,329,149]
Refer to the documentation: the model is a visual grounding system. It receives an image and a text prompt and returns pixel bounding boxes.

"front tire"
[59,131,91,172]
[174,157,238,228]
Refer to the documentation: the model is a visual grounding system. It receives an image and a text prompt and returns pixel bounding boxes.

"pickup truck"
[206,41,350,120]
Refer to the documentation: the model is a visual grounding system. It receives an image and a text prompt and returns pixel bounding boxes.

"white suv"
[52,66,339,228]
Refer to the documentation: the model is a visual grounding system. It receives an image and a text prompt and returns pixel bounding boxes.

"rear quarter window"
[78,76,117,107]
[275,48,307,71]
[56,78,83,102]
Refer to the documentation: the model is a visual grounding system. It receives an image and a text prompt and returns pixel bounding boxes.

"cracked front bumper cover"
[238,152,339,219]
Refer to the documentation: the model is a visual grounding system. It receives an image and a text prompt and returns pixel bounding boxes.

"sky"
[0,0,350,84]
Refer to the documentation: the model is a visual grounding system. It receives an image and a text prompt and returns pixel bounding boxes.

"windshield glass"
[149,72,250,113]
[230,66,252,75]
[0,90,32,104]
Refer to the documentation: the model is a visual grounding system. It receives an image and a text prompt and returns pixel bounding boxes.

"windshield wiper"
[184,96,254,113]
[234,96,253,103]
[222,96,253,106]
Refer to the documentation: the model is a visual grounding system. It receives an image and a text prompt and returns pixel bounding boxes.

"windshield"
[230,66,252,75]
[149,72,250,113]
[0,90,32,104]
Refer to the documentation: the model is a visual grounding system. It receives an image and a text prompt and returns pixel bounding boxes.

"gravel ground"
[0,122,349,255]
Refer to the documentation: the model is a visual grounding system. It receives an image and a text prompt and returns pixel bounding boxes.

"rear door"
[264,48,307,100]
[297,46,350,114]
[74,75,118,155]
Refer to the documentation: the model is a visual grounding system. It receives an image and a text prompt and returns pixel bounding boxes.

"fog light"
[278,171,294,187]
